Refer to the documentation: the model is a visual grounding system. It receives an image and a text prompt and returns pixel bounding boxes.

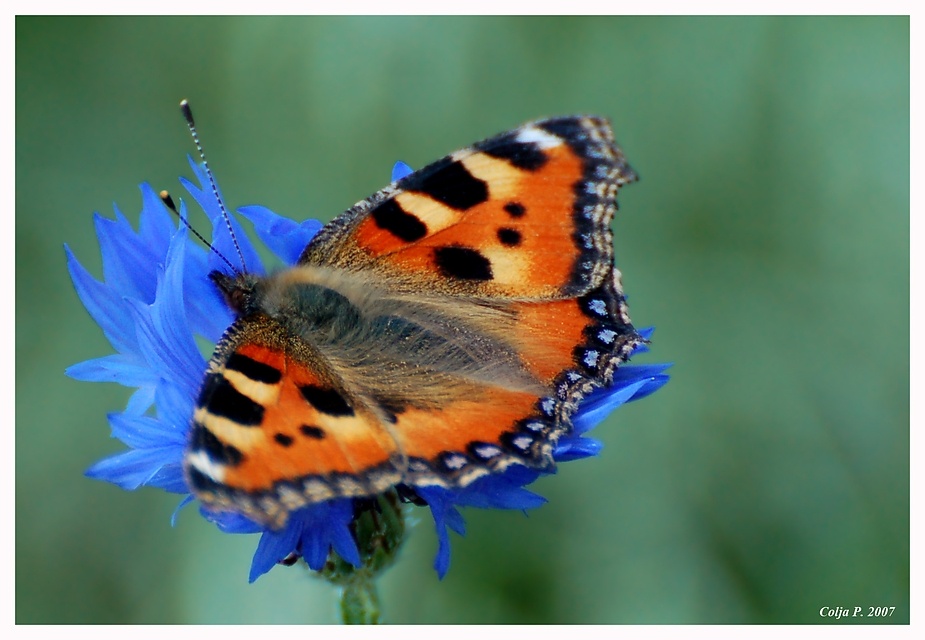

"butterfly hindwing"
[186,316,403,528]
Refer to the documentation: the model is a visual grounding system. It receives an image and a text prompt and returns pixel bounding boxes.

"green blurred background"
[16,16,909,624]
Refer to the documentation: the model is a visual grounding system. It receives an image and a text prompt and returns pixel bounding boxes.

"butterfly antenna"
[159,190,240,274]
[179,99,248,273]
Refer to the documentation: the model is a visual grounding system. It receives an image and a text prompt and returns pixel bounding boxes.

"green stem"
[341,578,380,624]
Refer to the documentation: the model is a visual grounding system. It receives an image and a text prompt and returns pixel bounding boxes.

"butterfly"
[184,116,644,529]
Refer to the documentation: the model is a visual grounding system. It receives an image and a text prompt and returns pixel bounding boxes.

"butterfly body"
[185,116,643,528]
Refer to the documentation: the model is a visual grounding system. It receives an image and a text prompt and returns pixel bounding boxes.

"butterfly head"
[210,270,263,316]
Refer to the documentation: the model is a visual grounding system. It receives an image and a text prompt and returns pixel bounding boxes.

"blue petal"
[454,470,547,510]
[138,182,179,255]
[628,326,656,355]
[457,484,546,510]
[171,495,196,527]
[202,508,264,535]
[249,520,302,583]
[247,500,360,582]
[431,520,454,579]
[95,211,151,302]
[572,362,673,433]
[107,412,186,449]
[391,161,414,182]
[237,205,322,266]
[153,381,196,436]
[125,386,157,416]
[85,446,181,490]
[572,379,650,434]
[153,235,208,385]
[94,185,177,303]
[623,372,672,403]
[302,500,361,569]
[416,487,467,579]
[637,326,656,340]
[294,499,361,571]
[124,234,205,397]
[145,463,188,493]
[610,362,673,384]
[65,354,154,387]
[65,245,138,354]
[554,435,603,462]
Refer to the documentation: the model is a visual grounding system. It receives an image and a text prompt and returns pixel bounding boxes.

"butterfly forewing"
[300,116,636,299]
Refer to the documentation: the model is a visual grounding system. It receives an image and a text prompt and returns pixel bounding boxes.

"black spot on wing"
[433,246,493,281]
[497,227,522,247]
[299,424,326,439]
[225,352,282,384]
[299,384,354,417]
[477,133,549,171]
[190,423,244,466]
[274,433,294,447]
[199,373,264,426]
[402,157,488,210]
[371,199,427,242]
[504,201,526,218]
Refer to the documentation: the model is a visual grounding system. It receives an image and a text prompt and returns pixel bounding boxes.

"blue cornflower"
[67,156,669,582]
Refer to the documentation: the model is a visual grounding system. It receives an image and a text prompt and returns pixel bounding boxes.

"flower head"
[68,157,669,582]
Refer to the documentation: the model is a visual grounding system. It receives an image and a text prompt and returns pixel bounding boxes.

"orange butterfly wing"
[302,117,636,299]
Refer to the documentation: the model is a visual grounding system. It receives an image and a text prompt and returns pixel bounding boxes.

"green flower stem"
[341,576,381,624]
